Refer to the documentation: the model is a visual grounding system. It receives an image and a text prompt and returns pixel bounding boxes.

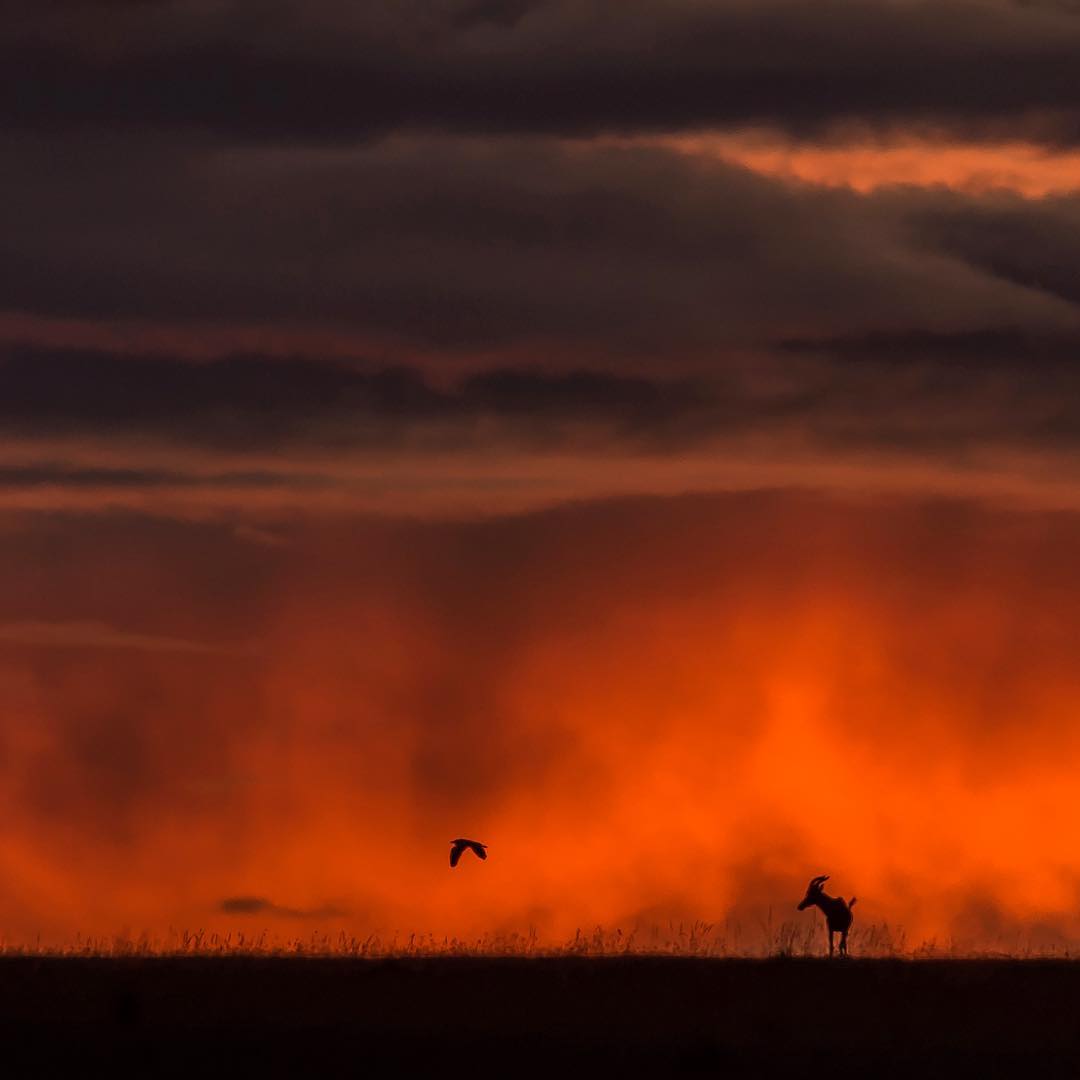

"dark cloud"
[0,465,323,490]
[0,344,722,452]
[5,335,1080,475]
[772,327,1080,450]
[6,1,1080,142]
[0,346,443,447]
[220,896,274,914]
[2,7,1078,507]
[220,897,346,918]
[3,134,1074,352]
[910,194,1080,307]
[779,327,1080,368]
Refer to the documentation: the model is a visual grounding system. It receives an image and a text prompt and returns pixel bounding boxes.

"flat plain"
[1,955,1078,1077]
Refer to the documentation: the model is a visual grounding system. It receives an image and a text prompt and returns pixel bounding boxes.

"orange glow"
[616,132,1080,197]
[3,494,1080,951]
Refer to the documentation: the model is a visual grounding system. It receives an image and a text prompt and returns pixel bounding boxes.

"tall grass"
[0,920,1073,958]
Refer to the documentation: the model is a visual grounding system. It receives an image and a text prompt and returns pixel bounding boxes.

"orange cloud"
[3,494,1080,951]
[619,132,1080,197]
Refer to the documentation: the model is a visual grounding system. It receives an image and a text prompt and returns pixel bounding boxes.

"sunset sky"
[4,0,1080,949]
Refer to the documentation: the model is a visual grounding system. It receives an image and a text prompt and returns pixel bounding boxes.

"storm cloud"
[5,329,1080,517]
[8,1,1080,142]
[4,0,1080,950]
[4,133,1077,348]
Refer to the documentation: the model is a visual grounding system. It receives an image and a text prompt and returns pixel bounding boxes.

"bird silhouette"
[450,838,487,867]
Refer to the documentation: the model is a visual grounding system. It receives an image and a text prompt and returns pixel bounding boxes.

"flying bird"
[450,838,488,867]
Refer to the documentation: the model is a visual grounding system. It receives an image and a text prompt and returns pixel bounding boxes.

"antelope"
[797,874,856,957]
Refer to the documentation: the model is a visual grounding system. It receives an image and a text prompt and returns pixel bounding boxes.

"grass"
[0,918,1071,959]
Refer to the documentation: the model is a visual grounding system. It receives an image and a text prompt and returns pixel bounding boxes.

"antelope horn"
[811,874,830,886]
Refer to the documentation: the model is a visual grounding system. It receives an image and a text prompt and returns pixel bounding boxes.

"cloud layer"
[4,1,1080,948]
[4,494,1080,947]
[9,1,1080,142]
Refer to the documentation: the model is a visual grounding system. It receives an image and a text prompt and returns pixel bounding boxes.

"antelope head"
[797,874,829,910]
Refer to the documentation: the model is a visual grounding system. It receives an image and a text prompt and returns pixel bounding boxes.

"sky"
[3,0,1080,950]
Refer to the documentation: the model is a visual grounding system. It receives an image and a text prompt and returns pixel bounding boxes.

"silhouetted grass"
[1,919,1070,959]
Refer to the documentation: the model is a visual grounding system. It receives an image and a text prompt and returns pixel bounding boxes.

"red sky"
[4,494,1080,950]
[4,0,1080,951]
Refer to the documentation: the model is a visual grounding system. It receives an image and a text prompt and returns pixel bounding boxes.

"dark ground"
[0,956,1078,1077]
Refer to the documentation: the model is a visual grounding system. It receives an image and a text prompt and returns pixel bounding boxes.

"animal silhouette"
[797,874,857,956]
[450,838,488,867]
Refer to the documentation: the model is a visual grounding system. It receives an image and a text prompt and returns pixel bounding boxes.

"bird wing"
[470,842,487,860]
[450,843,463,868]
